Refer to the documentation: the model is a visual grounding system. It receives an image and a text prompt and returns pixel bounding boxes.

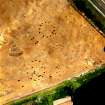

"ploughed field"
[0,0,105,104]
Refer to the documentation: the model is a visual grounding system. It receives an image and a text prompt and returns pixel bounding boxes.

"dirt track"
[0,0,105,104]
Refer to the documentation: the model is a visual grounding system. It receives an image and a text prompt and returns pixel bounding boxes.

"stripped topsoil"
[0,0,105,104]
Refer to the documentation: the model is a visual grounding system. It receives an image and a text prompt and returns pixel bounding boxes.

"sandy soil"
[53,97,73,105]
[59,101,72,105]
[0,0,105,104]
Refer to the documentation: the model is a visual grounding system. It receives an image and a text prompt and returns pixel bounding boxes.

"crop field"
[0,0,105,104]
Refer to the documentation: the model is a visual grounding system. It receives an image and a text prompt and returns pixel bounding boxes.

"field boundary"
[6,65,105,105]
[71,0,105,35]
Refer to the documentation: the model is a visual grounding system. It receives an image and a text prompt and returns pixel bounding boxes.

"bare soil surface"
[59,102,72,105]
[53,97,73,105]
[0,0,105,104]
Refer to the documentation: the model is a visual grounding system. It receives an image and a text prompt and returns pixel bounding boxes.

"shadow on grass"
[72,72,105,105]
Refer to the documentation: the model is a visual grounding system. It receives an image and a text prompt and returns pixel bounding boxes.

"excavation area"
[0,0,105,104]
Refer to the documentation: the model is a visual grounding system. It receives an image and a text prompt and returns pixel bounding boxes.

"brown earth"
[0,0,105,104]
[59,101,72,105]
[53,97,73,105]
